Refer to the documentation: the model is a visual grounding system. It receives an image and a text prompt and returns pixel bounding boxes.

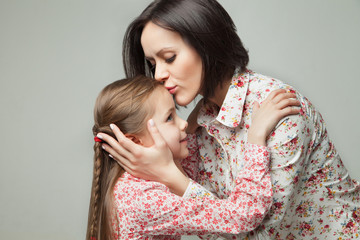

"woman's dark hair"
[123,0,249,101]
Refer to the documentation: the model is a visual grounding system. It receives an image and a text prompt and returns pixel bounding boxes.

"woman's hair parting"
[123,0,249,101]
[86,75,162,240]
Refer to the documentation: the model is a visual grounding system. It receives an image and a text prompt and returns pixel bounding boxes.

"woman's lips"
[166,86,176,94]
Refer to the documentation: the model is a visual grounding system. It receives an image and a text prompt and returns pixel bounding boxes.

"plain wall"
[0,1,359,239]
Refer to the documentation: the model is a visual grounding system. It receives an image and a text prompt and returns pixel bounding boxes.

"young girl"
[101,0,360,239]
[87,75,300,239]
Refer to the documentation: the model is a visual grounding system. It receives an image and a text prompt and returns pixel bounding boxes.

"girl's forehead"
[153,86,172,100]
[149,86,174,108]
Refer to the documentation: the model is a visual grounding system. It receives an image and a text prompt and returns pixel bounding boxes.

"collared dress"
[111,143,272,239]
[181,69,360,239]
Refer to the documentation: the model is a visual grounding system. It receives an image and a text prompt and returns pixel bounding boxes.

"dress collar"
[198,69,250,128]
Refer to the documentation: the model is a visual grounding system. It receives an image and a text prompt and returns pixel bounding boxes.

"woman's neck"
[208,78,232,108]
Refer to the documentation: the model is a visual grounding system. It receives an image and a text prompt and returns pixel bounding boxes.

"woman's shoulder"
[246,70,293,92]
[245,70,311,105]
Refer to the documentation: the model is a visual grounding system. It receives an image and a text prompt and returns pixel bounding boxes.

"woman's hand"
[97,120,189,195]
[248,89,300,146]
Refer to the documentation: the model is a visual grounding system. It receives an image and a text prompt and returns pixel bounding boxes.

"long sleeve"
[112,144,272,239]
[264,112,312,227]
[180,133,219,203]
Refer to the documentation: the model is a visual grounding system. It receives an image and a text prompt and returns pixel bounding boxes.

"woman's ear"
[124,133,143,145]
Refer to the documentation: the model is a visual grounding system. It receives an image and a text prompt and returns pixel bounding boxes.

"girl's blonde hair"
[86,75,162,240]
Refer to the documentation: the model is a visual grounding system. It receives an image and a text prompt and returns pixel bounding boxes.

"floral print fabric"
[182,69,360,239]
[111,143,272,239]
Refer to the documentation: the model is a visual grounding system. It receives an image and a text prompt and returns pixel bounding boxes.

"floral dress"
[111,143,272,239]
[181,69,360,239]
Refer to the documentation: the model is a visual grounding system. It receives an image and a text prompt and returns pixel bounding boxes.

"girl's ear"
[124,133,143,145]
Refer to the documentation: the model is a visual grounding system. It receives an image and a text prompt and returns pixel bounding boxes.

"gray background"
[0,1,359,239]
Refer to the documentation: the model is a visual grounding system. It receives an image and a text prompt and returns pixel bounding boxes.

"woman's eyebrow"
[145,47,174,60]
[156,47,173,56]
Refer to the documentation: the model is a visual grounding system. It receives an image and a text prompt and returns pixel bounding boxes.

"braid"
[87,142,103,240]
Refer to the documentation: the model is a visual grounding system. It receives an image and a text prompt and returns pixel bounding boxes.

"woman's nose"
[154,63,169,83]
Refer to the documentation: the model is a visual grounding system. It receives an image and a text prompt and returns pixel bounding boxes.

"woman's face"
[140,22,203,106]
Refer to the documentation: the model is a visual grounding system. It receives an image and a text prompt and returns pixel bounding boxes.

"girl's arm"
[114,142,271,236]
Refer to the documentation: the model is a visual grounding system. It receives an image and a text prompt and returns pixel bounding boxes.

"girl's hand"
[248,89,301,146]
[97,120,189,195]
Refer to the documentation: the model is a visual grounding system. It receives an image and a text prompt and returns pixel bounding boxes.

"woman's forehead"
[141,22,183,55]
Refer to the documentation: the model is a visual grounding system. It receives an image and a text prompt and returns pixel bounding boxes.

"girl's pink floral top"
[182,69,360,239]
[111,143,272,239]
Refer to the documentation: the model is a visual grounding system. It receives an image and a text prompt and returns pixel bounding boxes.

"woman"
[101,0,360,238]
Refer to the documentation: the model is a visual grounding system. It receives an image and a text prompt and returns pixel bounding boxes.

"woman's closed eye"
[165,55,176,63]
[146,59,155,71]
[150,64,156,72]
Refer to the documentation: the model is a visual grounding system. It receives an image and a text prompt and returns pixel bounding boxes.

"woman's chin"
[175,96,193,107]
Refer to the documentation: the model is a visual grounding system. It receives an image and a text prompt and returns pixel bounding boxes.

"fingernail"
[149,119,154,127]
[109,154,113,159]
[110,124,114,130]
[96,133,103,139]
[102,145,106,150]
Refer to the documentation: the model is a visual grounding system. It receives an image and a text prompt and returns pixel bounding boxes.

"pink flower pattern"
[182,69,360,239]
[111,143,272,239]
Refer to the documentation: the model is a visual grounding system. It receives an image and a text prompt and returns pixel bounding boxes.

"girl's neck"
[174,159,188,177]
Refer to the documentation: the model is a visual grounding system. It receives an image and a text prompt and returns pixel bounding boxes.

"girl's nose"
[180,119,188,131]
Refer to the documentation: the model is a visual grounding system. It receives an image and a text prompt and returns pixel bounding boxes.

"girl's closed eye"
[165,55,176,63]
[167,114,174,122]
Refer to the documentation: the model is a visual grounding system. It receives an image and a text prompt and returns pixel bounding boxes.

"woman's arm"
[258,92,317,231]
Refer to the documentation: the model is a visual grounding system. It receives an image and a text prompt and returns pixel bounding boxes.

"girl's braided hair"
[86,75,162,240]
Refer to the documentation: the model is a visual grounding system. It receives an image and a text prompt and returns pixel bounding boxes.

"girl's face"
[141,21,203,106]
[139,87,189,160]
